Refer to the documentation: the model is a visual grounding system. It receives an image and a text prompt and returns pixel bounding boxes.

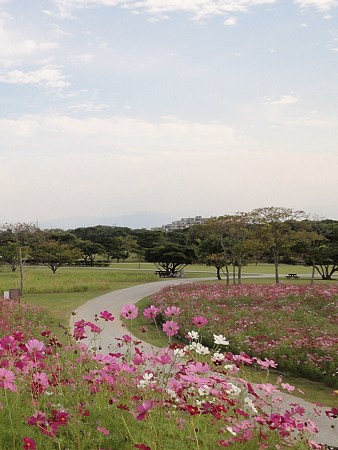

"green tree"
[0,241,20,271]
[250,207,306,283]
[144,242,196,276]
[0,223,42,294]
[32,240,81,274]
[77,240,105,266]
[305,221,338,280]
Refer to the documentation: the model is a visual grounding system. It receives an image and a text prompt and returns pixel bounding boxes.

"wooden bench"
[285,273,299,279]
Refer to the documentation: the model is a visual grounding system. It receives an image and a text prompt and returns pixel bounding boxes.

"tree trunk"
[223,266,230,285]
[216,267,221,280]
[311,264,315,284]
[19,247,24,295]
[232,264,236,285]
[274,251,279,284]
[237,264,242,285]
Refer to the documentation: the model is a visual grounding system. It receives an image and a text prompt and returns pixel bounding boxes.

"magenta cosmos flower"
[192,316,208,328]
[134,400,155,421]
[143,305,159,319]
[162,320,179,337]
[99,310,115,322]
[22,437,36,450]
[121,304,138,320]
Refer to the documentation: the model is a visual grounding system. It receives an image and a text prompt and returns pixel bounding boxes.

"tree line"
[0,207,337,293]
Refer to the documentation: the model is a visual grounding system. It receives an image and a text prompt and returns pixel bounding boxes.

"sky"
[1,0,338,229]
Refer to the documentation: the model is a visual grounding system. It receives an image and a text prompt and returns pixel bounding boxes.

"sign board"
[9,289,21,302]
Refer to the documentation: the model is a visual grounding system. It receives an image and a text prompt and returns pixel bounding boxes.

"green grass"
[0,266,158,293]
[0,266,157,341]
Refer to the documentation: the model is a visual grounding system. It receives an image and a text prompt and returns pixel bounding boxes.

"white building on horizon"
[152,215,209,231]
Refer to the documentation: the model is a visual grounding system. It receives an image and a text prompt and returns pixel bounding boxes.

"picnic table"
[285,273,299,279]
[155,270,184,278]
[155,270,172,278]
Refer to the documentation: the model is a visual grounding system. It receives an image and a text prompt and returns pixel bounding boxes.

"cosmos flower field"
[150,284,338,388]
[0,284,338,449]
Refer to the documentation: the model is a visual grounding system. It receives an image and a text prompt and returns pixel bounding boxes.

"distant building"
[152,215,209,231]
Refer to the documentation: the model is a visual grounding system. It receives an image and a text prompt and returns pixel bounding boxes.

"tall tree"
[0,223,42,294]
[250,207,306,283]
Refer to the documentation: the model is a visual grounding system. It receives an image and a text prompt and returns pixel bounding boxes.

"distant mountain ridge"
[39,211,175,230]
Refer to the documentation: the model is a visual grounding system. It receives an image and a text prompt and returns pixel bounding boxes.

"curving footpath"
[72,279,338,447]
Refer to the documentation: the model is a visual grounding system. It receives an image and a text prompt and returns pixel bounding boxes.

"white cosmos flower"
[213,334,229,346]
[226,383,241,396]
[226,426,237,436]
[195,343,210,355]
[212,352,225,362]
[244,397,258,413]
[173,348,185,357]
[187,330,199,340]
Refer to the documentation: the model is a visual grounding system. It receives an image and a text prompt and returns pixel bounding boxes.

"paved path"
[73,279,338,447]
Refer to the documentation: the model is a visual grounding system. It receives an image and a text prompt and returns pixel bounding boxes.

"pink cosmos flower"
[0,368,17,392]
[162,320,179,337]
[143,305,159,319]
[22,437,36,450]
[25,339,46,354]
[99,310,115,322]
[256,358,277,370]
[192,316,208,328]
[164,306,181,317]
[32,372,49,393]
[121,304,138,320]
[97,426,110,435]
[281,383,295,392]
[134,400,155,421]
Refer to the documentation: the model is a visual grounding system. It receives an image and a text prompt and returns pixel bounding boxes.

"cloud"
[67,102,110,112]
[264,95,299,105]
[0,65,69,89]
[224,16,237,26]
[51,0,277,19]
[295,0,338,10]
[0,114,238,155]
[0,12,58,67]
[50,0,338,20]
[0,112,337,223]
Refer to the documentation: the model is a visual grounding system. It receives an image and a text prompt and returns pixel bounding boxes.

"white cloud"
[295,0,338,10]
[264,95,299,105]
[0,65,69,89]
[67,102,110,112]
[51,0,277,19]
[50,0,338,20]
[0,113,337,223]
[0,114,238,155]
[224,16,237,26]
[0,12,58,67]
